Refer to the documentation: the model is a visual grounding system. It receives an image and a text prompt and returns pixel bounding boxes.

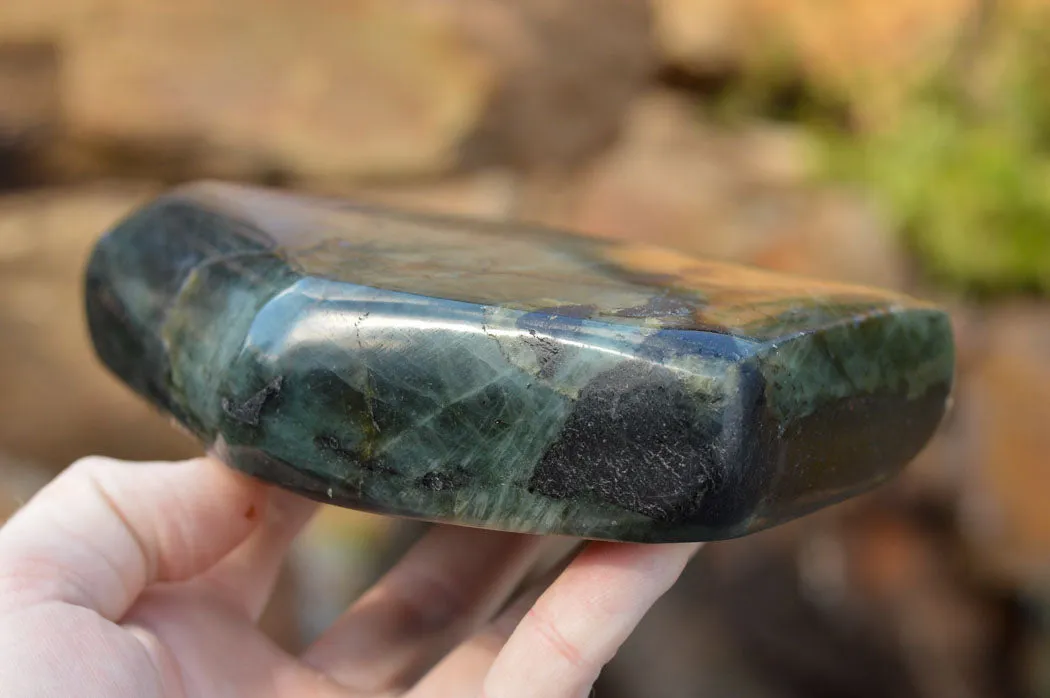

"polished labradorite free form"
[84,182,954,542]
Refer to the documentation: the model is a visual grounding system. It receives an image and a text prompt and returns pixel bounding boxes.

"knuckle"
[63,457,128,495]
[0,555,104,614]
[67,455,122,475]
[525,604,589,670]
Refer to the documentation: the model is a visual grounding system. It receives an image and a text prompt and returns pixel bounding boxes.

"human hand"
[0,456,699,697]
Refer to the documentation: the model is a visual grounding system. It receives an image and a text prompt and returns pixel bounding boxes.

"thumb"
[0,456,266,621]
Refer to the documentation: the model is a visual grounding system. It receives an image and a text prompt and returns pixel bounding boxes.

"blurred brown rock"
[653,0,750,72]
[652,0,975,125]
[1,0,654,182]
[315,169,522,221]
[0,41,60,144]
[834,507,1007,698]
[0,455,50,524]
[0,41,60,187]
[0,0,493,180]
[619,498,1013,698]
[602,558,784,698]
[0,185,198,468]
[71,1,493,180]
[961,304,1050,587]
[563,92,908,288]
[452,0,655,171]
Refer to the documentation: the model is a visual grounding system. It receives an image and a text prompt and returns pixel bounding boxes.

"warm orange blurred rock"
[1,0,654,181]
[0,41,60,187]
[314,169,521,221]
[0,185,198,467]
[653,0,975,125]
[830,506,1005,698]
[653,0,751,71]
[648,496,1012,698]
[961,304,1050,586]
[0,42,59,145]
[452,0,655,170]
[563,92,908,288]
[67,1,493,179]
[0,0,493,179]
[0,455,50,524]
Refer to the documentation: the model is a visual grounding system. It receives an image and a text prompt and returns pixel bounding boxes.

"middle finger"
[301,525,551,694]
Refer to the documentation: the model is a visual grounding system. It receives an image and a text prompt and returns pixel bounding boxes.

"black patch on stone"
[222,376,283,426]
[529,359,753,525]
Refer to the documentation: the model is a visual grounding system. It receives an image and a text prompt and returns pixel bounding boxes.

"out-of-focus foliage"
[820,10,1050,294]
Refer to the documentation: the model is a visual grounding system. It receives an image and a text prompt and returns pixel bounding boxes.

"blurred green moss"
[819,15,1050,294]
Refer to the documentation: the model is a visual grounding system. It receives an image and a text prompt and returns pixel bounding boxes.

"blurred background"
[1,0,1049,695]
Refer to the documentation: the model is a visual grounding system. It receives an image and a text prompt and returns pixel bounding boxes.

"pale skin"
[0,456,700,697]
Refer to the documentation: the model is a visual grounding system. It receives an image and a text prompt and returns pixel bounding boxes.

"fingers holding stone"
[406,546,575,698]
[478,541,702,698]
[301,525,552,694]
[197,486,319,620]
[0,456,266,621]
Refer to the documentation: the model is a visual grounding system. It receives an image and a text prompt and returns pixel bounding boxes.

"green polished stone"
[83,181,955,542]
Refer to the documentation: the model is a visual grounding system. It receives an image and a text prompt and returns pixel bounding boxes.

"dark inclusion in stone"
[84,181,955,543]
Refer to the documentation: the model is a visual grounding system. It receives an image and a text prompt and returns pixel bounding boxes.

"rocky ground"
[2,1,1050,696]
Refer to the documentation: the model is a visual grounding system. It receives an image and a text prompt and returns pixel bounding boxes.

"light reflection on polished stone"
[84,181,955,542]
